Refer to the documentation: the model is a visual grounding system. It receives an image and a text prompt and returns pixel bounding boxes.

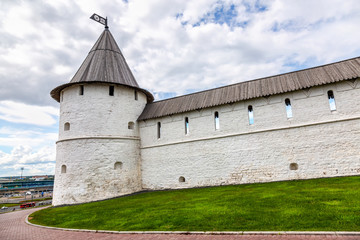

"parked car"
[1,206,8,210]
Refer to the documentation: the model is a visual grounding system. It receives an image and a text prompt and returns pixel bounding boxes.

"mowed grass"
[29,176,360,231]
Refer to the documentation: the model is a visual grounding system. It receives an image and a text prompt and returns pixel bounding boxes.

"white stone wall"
[53,84,147,206]
[139,79,360,190]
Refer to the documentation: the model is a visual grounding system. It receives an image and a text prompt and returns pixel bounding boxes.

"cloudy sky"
[1,0,360,177]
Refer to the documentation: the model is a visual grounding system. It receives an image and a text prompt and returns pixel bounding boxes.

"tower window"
[61,165,67,174]
[79,85,84,95]
[134,90,138,100]
[285,98,293,118]
[214,112,220,130]
[64,122,70,131]
[179,176,185,182]
[60,91,64,102]
[157,122,161,139]
[185,117,189,135]
[248,105,254,125]
[327,90,336,111]
[114,162,123,170]
[109,86,114,96]
[128,121,135,130]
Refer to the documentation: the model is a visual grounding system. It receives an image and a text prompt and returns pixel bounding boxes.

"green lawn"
[29,176,360,231]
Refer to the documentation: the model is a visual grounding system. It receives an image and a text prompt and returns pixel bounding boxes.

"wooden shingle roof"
[138,57,360,120]
[51,29,154,102]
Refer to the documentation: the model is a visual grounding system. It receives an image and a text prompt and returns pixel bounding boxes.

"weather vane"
[90,13,108,29]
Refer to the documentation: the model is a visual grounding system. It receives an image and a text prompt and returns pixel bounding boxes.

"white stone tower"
[50,28,153,206]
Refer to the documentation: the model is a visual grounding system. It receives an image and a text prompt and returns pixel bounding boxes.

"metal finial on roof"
[90,13,108,29]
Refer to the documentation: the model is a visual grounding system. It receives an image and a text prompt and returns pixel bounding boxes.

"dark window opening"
[64,122,70,131]
[327,90,336,111]
[179,176,185,182]
[157,122,161,139]
[134,90,138,100]
[214,111,219,130]
[109,86,114,96]
[248,105,254,125]
[285,98,293,118]
[185,117,189,135]
[290,163,298,170]
[79,85,84,95]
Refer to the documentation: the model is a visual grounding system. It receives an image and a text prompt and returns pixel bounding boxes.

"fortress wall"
[139,80,360,190]
[53,138,142,206]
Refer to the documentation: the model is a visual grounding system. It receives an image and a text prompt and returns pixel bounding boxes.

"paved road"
[0,208,359,240]
[1,200,52,213]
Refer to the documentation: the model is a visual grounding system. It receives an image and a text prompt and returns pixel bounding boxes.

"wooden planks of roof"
[138,57,360,120]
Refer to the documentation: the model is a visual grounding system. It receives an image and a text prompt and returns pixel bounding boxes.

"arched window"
[248,105,254,125]
[185,117,189,135]
[114,162,123,170]
[327,90,336,111]
[109,86,114,96]
[64,122,70,131]
[61,165,67,174]
[79,85,84,95]
[134,90,138,100]
[179,176,185,182]
[157,122,161,139]
[214,111,220,130]
[128,122,135,130]
[285,98,293,118]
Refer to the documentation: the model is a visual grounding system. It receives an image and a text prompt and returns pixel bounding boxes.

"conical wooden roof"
[51,29,154,102]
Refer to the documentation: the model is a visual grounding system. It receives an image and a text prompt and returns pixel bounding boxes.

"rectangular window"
[109,86,114,96]
[285,98,293,118]
[248,105,254,125]
[328,90,336,111]
[185,117,189,135]
[214,112,220,130]
[157,122,161,139]
[79,85,84,95]
[135,90,138,100]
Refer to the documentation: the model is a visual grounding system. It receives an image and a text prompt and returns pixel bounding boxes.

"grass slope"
[29,176,360,231]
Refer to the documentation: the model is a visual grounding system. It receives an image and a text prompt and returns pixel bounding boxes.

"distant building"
[51,28,360,206]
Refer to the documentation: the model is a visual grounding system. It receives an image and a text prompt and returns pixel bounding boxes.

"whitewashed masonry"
[51,28,360,206]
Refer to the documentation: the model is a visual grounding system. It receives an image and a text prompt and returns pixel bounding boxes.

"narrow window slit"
[248,105,254,125]
[285,98,293,118]
[109,86,114,96]
[214,112,220,130]
[157,122,161,139]
[79,85,84,95]
[185,117,189,135]
[327,90,336,111]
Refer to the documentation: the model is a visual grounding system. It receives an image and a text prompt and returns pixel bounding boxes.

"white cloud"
[0,101,58,126]
[0,145,56,177]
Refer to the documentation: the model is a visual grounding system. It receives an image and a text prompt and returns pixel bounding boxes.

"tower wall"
[53,84,147,206]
